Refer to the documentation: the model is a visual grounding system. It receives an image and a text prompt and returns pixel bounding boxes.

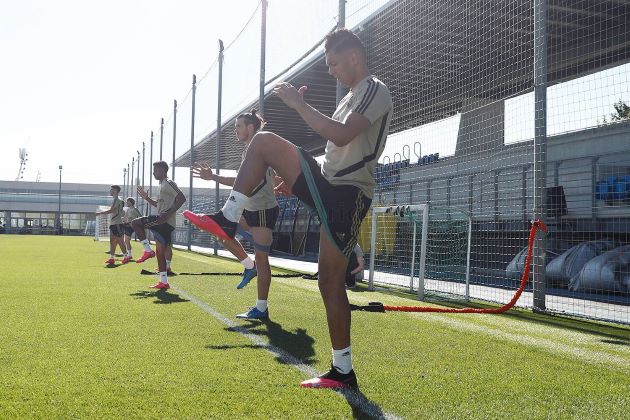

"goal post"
[94,206,110,241]
[366,204,472,301]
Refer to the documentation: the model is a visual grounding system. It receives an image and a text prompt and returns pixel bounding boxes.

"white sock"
[109,253,115,259]
[256,299,268,312]
[141,239,152,252]
[166,259,171,269]
[240,256,255,270]
[332,346,352,374]
[126,250,132,258]
[221,191,247,223]
[159,271,168,284]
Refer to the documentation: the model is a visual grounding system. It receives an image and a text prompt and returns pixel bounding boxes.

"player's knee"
[250,131,275,150]
[317,264,344,289]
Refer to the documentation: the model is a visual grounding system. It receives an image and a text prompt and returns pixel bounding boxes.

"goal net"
[94,206,110,241]
[364,204,472,301]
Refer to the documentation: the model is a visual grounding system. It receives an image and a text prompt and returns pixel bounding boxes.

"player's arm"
[192,162,236,186]
[273,83,370,147]
[96,203,116,215]
[137,187,157,207]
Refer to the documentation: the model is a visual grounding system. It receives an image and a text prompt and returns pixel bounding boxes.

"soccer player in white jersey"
[132,161,186,289]
[97,185,131,265]
[184,29,392,389]
[122,197,142,261]
[192,109,280,320]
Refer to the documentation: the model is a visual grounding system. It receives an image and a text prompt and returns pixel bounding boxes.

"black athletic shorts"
[140,215,175,246]
[292,148,371,258]
[109,224,125,237]
[243,206,280,230]
[122,223,134,236]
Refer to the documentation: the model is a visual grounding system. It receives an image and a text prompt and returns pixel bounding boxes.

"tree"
[610,99,630,122]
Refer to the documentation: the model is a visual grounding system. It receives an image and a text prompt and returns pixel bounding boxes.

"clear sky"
[3,0,627,187]
[0,0,265,186]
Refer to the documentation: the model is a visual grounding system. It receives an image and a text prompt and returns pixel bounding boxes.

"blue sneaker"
[236,307,269,320]
[237,264,257,289]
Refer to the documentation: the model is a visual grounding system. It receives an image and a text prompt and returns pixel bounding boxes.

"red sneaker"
[105,258,115,265]
[135,250,155,263]
[183,210,236,240]
[149,282,170,289]
[121,256,132,264]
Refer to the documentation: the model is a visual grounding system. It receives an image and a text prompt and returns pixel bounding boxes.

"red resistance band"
[350,220,548,314]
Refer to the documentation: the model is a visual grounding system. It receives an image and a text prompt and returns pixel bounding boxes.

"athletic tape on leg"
[253,241,272,253]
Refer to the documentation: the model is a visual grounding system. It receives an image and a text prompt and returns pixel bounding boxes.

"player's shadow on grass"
[338,388,389,420]
[207,319,316,366]
[241,318,316,365]
[129,289,189,304]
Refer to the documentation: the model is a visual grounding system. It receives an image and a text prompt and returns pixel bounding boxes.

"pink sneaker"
[135,250,155,263]
[105,258,115,265]
[121,256,132,264]
[149,282,170,289]
[183,210,236,241]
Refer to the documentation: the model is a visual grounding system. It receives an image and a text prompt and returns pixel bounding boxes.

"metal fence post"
[172,100,177,181]
[188,74,197,251]
[533,0,548,311]
[259,0,267,116]
[214,40,224,256]
[149,132,153,215]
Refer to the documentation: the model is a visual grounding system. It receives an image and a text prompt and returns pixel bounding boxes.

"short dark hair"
[126,197,135,206]
[237,109,266,131]
[111,185,121,192]
[153,161,169,172]
[324,28,366,58]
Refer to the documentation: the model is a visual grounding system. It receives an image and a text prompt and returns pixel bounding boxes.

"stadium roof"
[175,0,630,170]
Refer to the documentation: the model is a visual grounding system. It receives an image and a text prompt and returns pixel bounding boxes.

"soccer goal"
[366,204,472,301]
[94,206,110,241]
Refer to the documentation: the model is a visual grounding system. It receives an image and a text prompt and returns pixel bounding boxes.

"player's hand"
[137,187,149,199]
[272,82,307,110]
[273,178,292,196]
[192,162,215,181]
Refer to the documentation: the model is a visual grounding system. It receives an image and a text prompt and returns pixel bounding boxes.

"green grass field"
[1,236,629,419]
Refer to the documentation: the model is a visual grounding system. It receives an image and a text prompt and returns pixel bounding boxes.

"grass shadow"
[129,289,189,304]
[218,318,316,366]
[247,318,316,365]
